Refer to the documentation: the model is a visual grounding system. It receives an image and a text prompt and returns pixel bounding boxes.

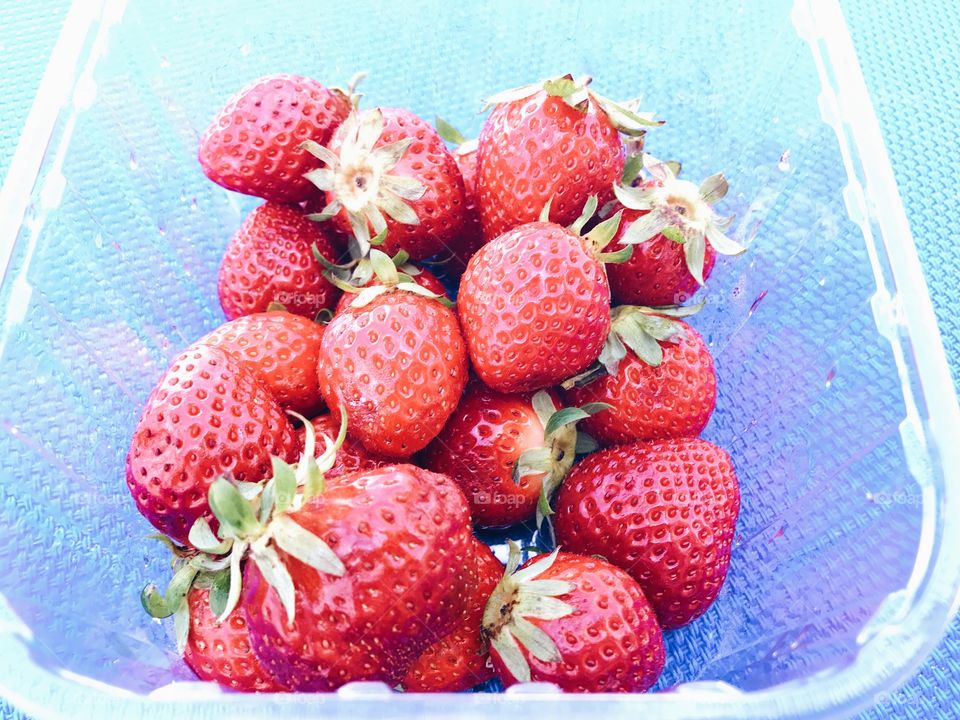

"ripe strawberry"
[298,413,391,476]
[402,539,503,692]
[199,74,351,203]
[141,553,285,692]
[421,384,607,528]
[317,260,468,458]
[434,118,484,273]
[126,344,299,545]
[605,161,745,306]
[564,305,715,444]
[198,310,325,416]
[458,206,627,393]
[301,108,466,260]
[477,75,659,239]
[205,463,476,691]
[482,545,665,692]
[553,438,740,629]
[217,202,341,321]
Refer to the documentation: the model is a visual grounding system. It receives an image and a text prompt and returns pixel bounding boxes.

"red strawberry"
[605,162,745,306]
[125,344,299,545]
[199,74,351,203]
[458,208,627,393]
[477,75,659,240]
[553,438,740,629]
[421,384,606,527]
[183,586,285,692]
[217,202,341,321]
[229,464,476,691]
[317,272,468,458]
[298,413,391,476]
[198,310,326,417]
[482,546,665,692]
[141,553,285,692]
[564,306,715,444]
[402,539,503,692]
[434,118,485,273]
[301,108,466,260]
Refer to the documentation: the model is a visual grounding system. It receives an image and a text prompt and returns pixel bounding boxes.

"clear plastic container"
[0,0,958,717]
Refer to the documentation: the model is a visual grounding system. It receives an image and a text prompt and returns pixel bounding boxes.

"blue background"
[0,1,957,717]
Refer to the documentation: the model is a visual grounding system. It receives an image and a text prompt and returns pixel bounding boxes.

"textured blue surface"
[0,1,956,719]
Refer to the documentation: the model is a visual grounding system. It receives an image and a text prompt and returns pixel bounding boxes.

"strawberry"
[217,202,341,321]
[476,75,660,240]
[126,344,299,545]
[317,251,468,458]
[433,118,485,273]
[298,413,391,476]
[301,108,466,260]
[604,161,745,306]
[402,539,503,692]
[141,549,284,692]
[482,545,665,692]
[458,203,628,393]
[563,305,715,444]
[198,310,326,417]
[553,438,740,629]
[421,384,607,528]
[199,74,352,203]
[189,439,476,692]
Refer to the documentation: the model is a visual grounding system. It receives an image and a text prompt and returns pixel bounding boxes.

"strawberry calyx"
[330,71,367,111]
[482,74,662,137]
[300,109,427,257]
[561,302,705,388]
[613,158,746,285]
[434,117,478,156]
[336,248,454,309]
[538,195,632,265]
[513,391,609,522]
[145,411,351,633]
[480,541,575,683]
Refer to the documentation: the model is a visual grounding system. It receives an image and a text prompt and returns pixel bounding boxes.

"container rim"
[0,0,957,718]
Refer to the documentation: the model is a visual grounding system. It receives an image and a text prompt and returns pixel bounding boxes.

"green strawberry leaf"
[173,601,190,655]
[661,226,685,244]
[140,584,172,619]
[575,432,600,455]
[569,195,598,235]
[208,478,259,539]
[270,515,345,577]
[621,154,644,185]
[435,116,468,146]
[208,568,231,618]
[188,517,231,555]
[252,545,297,626]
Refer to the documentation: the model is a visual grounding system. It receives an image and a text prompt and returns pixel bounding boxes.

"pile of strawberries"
[128,72,745,694]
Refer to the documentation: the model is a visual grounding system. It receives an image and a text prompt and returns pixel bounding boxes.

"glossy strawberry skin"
[605,201,717,307]
[402,539,503,692]
[217,202,341,321]
[317,290,468,458]
[554,438,740,629]
[183,586,285,692]
[421,383,550,527]
[458,221,611,393]
[566,320,716,444]
[490,553,664,692]
[199,74,349,203]
[126,345,299,545]
[334,264,448,315]
[443,147,486,273]
[477,93,624,240]
[198,311,325,417]
[328,108,466,260]
[243,465,476,691]
[298,413,392,476]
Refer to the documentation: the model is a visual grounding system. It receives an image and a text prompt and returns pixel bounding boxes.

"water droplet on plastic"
[93,233,103,249]
[818,276,826,286]
[778,150,791,172]
[129,153,138,170]
[825,364,836,388]
[191,198,198,211]
[158,222,166,236]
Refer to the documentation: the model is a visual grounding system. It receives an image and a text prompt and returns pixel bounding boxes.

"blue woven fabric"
[0,2,958,719]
